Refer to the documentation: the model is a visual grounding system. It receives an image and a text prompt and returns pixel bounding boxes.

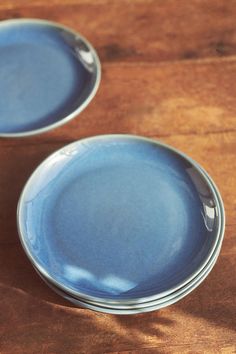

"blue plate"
[0,19,101,137]
[35,245,220,314]
[17,135,224,303]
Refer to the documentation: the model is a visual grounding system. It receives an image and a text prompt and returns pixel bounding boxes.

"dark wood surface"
[0,1,236,353]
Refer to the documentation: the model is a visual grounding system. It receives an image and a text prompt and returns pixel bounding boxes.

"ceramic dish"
[33,166,224,311]
[36,246,220,314]
[17,135,225,305]
[0,19,101,137]
[66,162,225,308]
[38,222,224,310]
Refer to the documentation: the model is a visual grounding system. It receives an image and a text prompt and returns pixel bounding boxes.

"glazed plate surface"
[0,19,100,136]
[17,135,224,303]
[36,246,220,314]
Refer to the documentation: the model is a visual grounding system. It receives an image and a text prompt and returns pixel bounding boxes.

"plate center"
[47,163,206,296]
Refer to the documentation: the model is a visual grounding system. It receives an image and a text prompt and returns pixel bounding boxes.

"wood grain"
[1,0,236,63]
[1,58,236,146]
[0,1,236,353]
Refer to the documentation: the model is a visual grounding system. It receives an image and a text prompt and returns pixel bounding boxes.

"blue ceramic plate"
[0,19,101,137]
[35,245,221,314]
[17,135,224,303]
[33,170,224,310]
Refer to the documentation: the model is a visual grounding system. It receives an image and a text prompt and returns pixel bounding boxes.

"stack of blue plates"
[17,135,225,314]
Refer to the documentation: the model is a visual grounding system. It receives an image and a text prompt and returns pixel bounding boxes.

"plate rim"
[36,236,222,310]
[17,134,226,303]
[36,244,221,314]
[0,18,101,137]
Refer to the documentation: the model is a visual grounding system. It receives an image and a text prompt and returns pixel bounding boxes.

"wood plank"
[0,143,63,245]
[0,58,236,146]
[1,0,236,63]
[113,346,236,354]
[0,251,235,353]
[0,0,114,8]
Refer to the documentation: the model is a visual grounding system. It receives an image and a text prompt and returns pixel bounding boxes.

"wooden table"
[0,1,235,353]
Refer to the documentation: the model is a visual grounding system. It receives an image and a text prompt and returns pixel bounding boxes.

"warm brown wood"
[1,58,236,146]
[1,0,236,64]
[0,1,236,353]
